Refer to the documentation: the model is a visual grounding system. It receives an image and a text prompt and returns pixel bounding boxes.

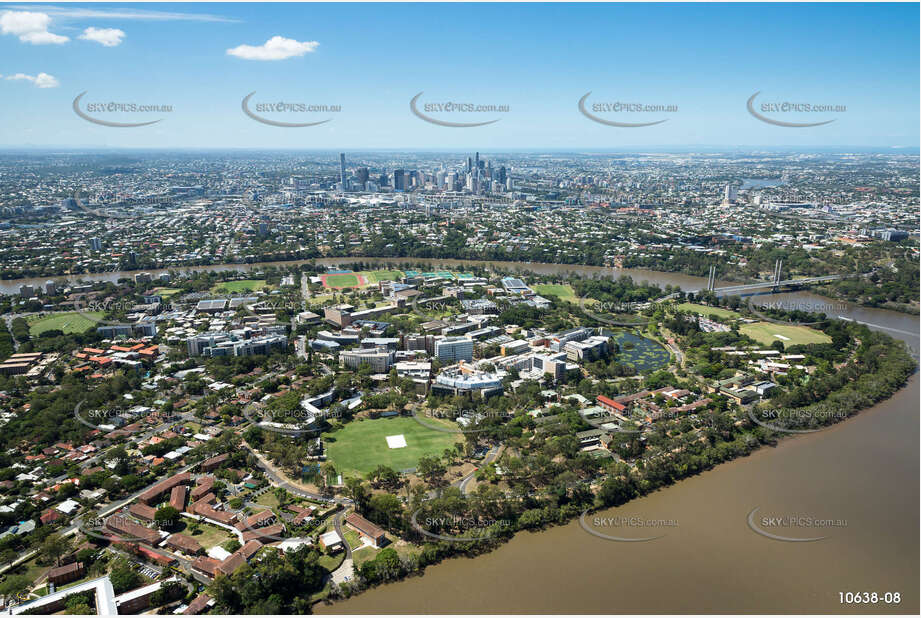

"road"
[453,444,502,495]
[329,510,354,585]
[242,441,351,506]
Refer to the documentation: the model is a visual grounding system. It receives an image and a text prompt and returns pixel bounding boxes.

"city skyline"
[1,2,918,149]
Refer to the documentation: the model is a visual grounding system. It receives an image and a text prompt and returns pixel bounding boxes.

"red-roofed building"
[170,485,187,511]
[597,395,626,414]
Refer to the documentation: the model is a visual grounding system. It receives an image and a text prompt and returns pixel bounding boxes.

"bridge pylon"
[772,259,783,290]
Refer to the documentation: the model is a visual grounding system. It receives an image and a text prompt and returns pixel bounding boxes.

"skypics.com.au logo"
[72,92,172,127]
[410,497,513,542]
[577,295,653,328]
[410,92,509,128]
[579,510,679,542]
[746,91,845,128]
[578,92,677,128]
[747,506,847,542]
[241,92,341,127]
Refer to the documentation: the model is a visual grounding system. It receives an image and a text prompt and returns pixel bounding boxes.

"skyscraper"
[339,153,347,191]
[473,152,480,193]
[356,167,370,190]
[393,169,405,191]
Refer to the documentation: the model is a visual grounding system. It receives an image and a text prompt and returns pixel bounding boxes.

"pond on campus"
[611,331,671,372]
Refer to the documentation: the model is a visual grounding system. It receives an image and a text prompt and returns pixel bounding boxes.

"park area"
[323,416,460,477]
[320,269,476,289]
[211,279,268,293]
[740,322,832,346]
[27,311,103,335]
[320,272,367,289]
[674,302,740,320]
[320,270,401,289]
[532,283,576,301]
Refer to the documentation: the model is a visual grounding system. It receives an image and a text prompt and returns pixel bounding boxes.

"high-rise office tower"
[356,167,370,189]
[339,153,347,191]
[393,169,405,191]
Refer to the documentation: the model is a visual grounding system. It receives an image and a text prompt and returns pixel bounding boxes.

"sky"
[0,2,918,150]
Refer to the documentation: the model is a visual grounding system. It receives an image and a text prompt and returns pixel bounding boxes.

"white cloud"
[5,5,238,23]
[5,72,59,88]
[0,10,68,44]
[79,26,124,47]
[226,35,319,61]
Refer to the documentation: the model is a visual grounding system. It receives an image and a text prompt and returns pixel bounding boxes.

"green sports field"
[211,279,268,293]
[363,270,403,283]
[675,303,739,320]
[740,322,832,347]
[150,287,182,298]
[324,273,361,288]
[532,284,576,301]
[28,312,104,335]
[324,416,461,477]
[321,270,404,289]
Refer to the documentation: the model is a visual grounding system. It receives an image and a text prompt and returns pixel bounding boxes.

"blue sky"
[0,2,918,149]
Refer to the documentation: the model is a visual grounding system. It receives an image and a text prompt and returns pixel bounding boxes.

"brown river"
[3,257,917,613]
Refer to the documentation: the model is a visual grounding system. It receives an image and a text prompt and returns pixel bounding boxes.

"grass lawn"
[317,553,344,573]
[150,287,182,298]
[532,283,576,301]
[12,557,47,586]
[307,293,336,304]
[27,311,103,335]
[186,521,233,549]
[342,528,363,551]
[740,322,832,346]
[254,492,280,508]
[351,545,379,567]
[324,273,361,288]
[211,279,268,293]
[150,288,182,298]
[361,270,403,284]
[324,416,461,477]
[675,303,739,320]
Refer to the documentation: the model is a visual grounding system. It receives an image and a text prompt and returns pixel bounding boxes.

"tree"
[155,506,180,530]
[416,456,447,488]
[41,533,72,567]
[367,493,403,531]
[108,446,131,476]
[108,557,142,594]
[64,593,93,615]
[344,478,371,513]
[0,574,32,604]
[222,539,241,553]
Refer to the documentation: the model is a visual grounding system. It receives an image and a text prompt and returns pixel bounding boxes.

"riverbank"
[314,318,917,612]
[2,253,916,315]
[320,373,919,614]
